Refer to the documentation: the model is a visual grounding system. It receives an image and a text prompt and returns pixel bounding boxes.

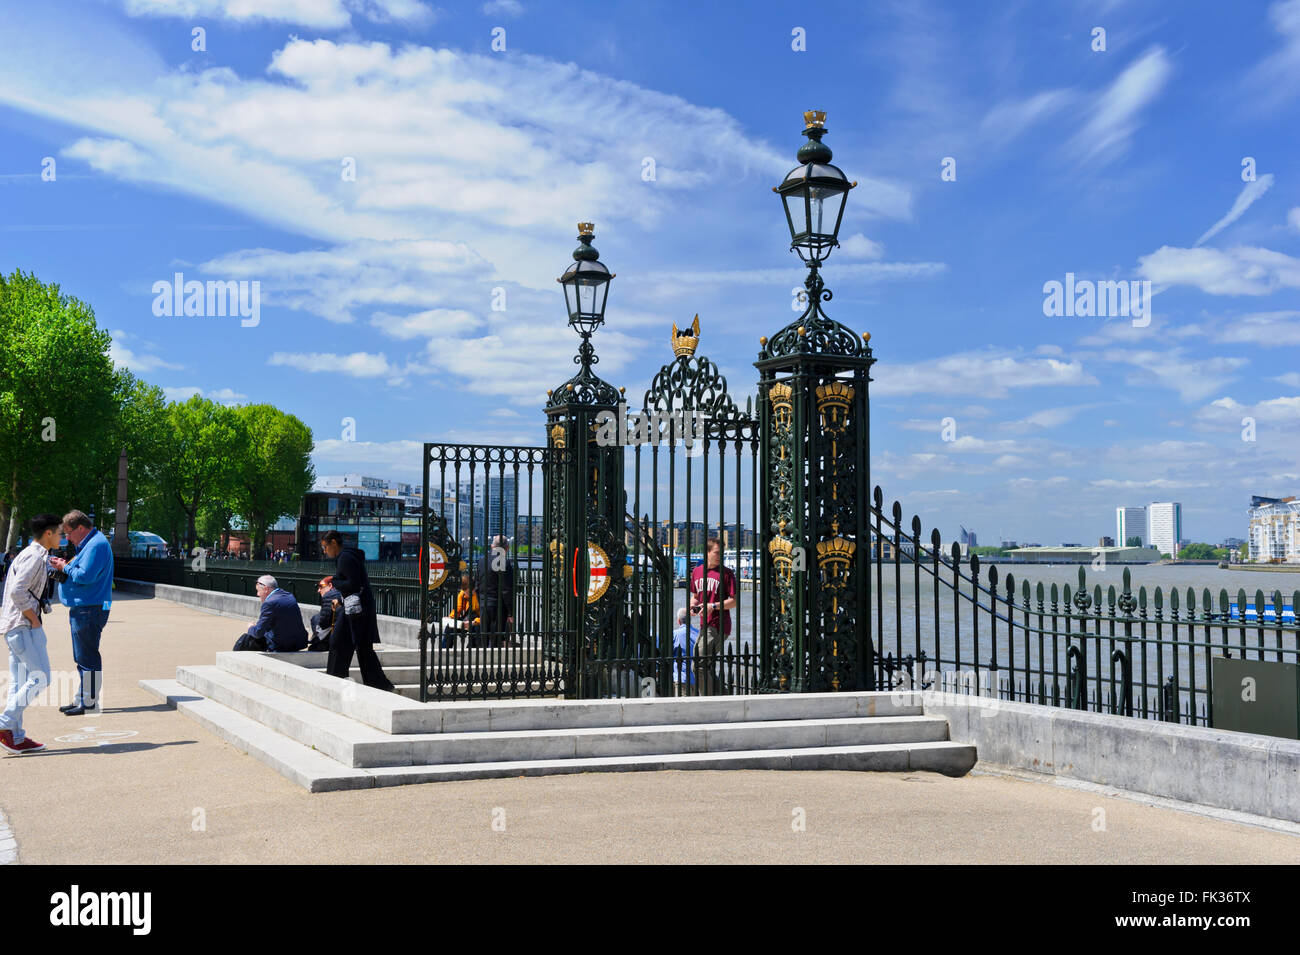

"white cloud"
[981,89,1074,143]
[120,0,434,28]
[1275,372,1300,387]
[162,386,247,405]
[1196,174,1275,246]
[1100,348,1246,402]
[1246,0,1300,108]
[873,350,1096,398]
[370,309,481,340]
[838,233,884,260]
[108,330,182,373]
[1137,245,1300,296]
[482,0,523,15]
[1068,47,1171,167]
[1195,395,1300,429]
[269,351,400,379]
[1213,310,1300,346]
[1288,207,1300,232]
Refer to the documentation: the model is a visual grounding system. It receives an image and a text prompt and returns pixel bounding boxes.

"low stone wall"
[921,691,1300,823]
[113,578,421,648]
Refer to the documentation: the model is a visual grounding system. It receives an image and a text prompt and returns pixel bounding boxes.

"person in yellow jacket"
[440,573,479,649]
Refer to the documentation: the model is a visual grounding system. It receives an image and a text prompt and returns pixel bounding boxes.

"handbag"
[342,593,363,616]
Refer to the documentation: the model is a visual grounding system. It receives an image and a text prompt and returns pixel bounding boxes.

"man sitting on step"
[233,575,308,653]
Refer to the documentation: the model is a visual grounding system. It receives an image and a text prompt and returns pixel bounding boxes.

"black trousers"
[326,613,394,691]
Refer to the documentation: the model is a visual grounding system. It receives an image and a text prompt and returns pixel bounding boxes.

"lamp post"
[545,223,626,694]
[757,111,876,693]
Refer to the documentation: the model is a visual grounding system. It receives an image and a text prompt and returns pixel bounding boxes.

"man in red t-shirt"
[689,537,737,695]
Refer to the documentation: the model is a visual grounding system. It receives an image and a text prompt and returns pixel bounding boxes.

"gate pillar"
[757,114,876,692]
[544,224,627,696]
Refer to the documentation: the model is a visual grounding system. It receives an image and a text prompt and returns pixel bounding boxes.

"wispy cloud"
[1196,174,1275,246]
[1068,47,1171,167]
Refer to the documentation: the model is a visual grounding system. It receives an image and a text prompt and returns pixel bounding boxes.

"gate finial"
[671,314,701,357]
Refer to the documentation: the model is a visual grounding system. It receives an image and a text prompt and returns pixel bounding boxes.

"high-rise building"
[1116,506,1147,548]
[1147,502,1182,557]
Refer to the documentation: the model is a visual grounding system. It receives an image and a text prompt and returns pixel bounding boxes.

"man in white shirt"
[0,513,63,755]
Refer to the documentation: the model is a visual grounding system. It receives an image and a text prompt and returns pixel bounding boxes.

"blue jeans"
[69,605,110,707]
[2,625,50,743]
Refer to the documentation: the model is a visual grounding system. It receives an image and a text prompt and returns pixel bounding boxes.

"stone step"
[279,648,551,669]
[140,678,976,792]
[212,651,925,734]
[176,665,951,769]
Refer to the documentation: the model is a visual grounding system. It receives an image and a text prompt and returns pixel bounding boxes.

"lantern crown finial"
[803,109,826,128]
[577,221,595,236]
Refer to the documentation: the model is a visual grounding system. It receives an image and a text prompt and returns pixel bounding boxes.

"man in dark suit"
[477,534,515,646]
[234,575,308,652]
[320,531,394,691]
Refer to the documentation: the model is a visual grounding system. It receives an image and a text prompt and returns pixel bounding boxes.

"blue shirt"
[672,620,698,685]
[58,528,114,609]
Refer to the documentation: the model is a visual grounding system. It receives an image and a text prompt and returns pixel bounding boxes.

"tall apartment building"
[1248,496,1300,563]
[1147,502,1182,557]
[1115,506,1147,547]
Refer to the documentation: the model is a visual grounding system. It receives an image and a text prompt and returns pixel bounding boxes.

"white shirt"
[0,540,52,634]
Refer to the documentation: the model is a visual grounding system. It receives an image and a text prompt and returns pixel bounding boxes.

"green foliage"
[970,546,1010,557]
[229,404,314,554]
[1177,542,1226,560]
[1125,536,1143,547]
[153,395,245,552]
[0,270,118,534]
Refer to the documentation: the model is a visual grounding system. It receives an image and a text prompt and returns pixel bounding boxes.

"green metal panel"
[1211,656,1300,739]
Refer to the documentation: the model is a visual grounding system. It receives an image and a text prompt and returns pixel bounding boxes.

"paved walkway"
[0,592,1295,864]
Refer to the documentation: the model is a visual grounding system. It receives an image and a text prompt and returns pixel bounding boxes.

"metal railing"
[867,491,1300,728]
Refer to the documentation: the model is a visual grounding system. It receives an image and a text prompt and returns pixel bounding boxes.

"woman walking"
[319,531,395,692]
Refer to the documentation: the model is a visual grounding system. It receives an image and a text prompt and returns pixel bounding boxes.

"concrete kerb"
[920,690,1300,824]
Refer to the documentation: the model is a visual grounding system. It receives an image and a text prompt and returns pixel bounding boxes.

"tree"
[1177,542,1225,560]
[1125,536,1143,547]
[230,404,314,556]
[153,396,245,554]
[0,270,119,546]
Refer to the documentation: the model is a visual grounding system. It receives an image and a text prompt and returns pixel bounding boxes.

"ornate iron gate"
[417,442,574,701]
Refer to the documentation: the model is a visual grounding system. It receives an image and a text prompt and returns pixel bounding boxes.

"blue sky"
[1,0,1298,546]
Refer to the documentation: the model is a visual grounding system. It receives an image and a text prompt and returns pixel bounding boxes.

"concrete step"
[212,651,925,734]
[279,648,551,669]
[140,678,976,792]
[176,664,952,769]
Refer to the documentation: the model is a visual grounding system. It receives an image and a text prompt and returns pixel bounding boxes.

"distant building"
[1009,545,1156,564]
[1148,502,1183,557]
[1248,496,1300,563]
[999,540,1019,550]
[1099,536,1114,547]
[1116,506,1147,548]
[959,525,977,548]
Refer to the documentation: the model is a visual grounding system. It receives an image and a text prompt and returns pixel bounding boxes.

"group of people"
[232,530,395,692]
[1,510,115,755]
[436,536,516,649]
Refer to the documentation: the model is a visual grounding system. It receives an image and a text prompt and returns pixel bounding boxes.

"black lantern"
[774,111,856,263]
[557,222,614,336]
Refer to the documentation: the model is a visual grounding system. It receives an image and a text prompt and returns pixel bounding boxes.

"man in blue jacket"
[234,575,308,653]
[48,509,114,716]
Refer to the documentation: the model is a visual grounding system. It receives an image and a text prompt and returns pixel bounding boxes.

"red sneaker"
[11,737,44,754]
[0,730,21,755]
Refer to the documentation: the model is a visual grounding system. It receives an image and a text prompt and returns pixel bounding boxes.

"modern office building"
[1248,496,1300,563]
[1147,502,1182,558]
[959,526,977,548]
[1116,506,1147,548]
